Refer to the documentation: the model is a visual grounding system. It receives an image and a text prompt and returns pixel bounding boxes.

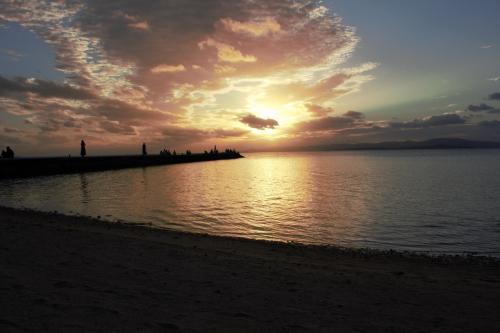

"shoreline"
[1,206,499,331]
[3,205,499,262]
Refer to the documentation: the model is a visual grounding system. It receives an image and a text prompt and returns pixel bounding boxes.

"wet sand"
[1,206,499,332]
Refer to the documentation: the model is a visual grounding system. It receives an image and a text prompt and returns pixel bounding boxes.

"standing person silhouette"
[80,140,86,158]
[142,142,147,156]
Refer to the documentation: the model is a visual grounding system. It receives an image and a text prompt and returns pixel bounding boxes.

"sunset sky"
[1,0,500,156]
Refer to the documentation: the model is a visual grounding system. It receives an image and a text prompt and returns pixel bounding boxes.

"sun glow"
[248,104,280,135]
[248,100,307,132]
[251,104,279,121]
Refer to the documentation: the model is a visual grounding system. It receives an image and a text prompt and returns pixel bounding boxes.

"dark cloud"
[343,110,364,119]
[240,114,279,129]
[304,106,364,120]
[153,126,210,148]
[154,125,249,149]
[163,126,249,139]
[0,75,172,134]
[93,99,172,123]
[478,120,500,128]
[100,121,137,135]
[297,111,499,145]
[0,75,95,100]
[389,114,466,129]
[466,103,500,113]
[212,128,249,138]
[488,92,500,100]
[3,127,24,134]
[295,115,356,132]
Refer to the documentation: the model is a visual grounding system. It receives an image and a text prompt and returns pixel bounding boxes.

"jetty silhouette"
[0,144,243,179]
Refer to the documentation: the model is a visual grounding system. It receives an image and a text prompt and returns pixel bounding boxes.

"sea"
[1,150,500,256]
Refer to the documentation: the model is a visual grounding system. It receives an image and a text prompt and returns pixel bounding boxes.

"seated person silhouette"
[2,146,14,158]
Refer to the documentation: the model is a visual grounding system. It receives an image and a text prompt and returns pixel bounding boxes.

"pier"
[0,152,243,179]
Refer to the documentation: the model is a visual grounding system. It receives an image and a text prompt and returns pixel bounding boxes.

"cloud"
[488,77,500,82]
[478,120,500,128]
[0,0,376,154]
[220,17,281,37]
[294,115,357,132]
[488,92,500,100]
[150,64,186,74]
[128,21,149,30]
[305,103,333,117]
[3,127,24,134]
[480,44,493,49]
[92,99,171,123]
[212,128,249,138]
[467,103,500,114]
[240,114,279,129]
[99,121,137,135]
[343,110,364,119]
[0,74,171,122]
[0,74,174,144]
[0,75,95,100]
[71,0,361,95]
[157,125,249,147]
[467,103,495,112]
[389,114,466,129]
[260,70,368,106]
[198,38,257,63]
[114,12,151,30]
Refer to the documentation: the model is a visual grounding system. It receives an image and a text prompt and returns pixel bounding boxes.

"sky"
[1,0,500,156]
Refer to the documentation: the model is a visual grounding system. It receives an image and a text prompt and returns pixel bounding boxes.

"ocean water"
[1,150,500,256]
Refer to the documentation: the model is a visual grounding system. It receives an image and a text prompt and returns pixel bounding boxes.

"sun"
[247,100,305,136]
[248,104,281,135]
[251,104,279,121]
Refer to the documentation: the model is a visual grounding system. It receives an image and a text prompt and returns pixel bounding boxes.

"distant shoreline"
[248,138,500,153]
[1,205,499,331]
[0,151,243,179]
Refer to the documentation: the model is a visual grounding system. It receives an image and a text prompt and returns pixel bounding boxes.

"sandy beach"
[1,206,499,332]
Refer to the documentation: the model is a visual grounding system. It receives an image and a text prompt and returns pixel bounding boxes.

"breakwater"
[0,152,243,179]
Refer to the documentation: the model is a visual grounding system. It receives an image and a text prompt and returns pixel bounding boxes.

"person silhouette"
[142,142,147,156]
[5,146,14,158]
[80,140,86,157]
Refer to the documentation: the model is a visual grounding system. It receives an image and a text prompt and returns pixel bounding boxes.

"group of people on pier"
[1,141,238,159]
[0,146,14,159]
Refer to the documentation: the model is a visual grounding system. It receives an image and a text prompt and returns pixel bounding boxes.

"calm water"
[1,150,500,256]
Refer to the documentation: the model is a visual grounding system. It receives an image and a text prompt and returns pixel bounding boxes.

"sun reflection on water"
[1,151,500,255]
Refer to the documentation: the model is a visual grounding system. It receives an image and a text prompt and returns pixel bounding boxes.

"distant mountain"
[304,138,500,151]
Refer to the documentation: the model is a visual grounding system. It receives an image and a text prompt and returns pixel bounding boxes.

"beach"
[1,206,499,332]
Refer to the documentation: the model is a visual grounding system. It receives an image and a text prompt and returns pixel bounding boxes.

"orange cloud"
[220,17,281,36]
[128,21,149,30]
[150,64,186,74]
[199,38,257,63]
